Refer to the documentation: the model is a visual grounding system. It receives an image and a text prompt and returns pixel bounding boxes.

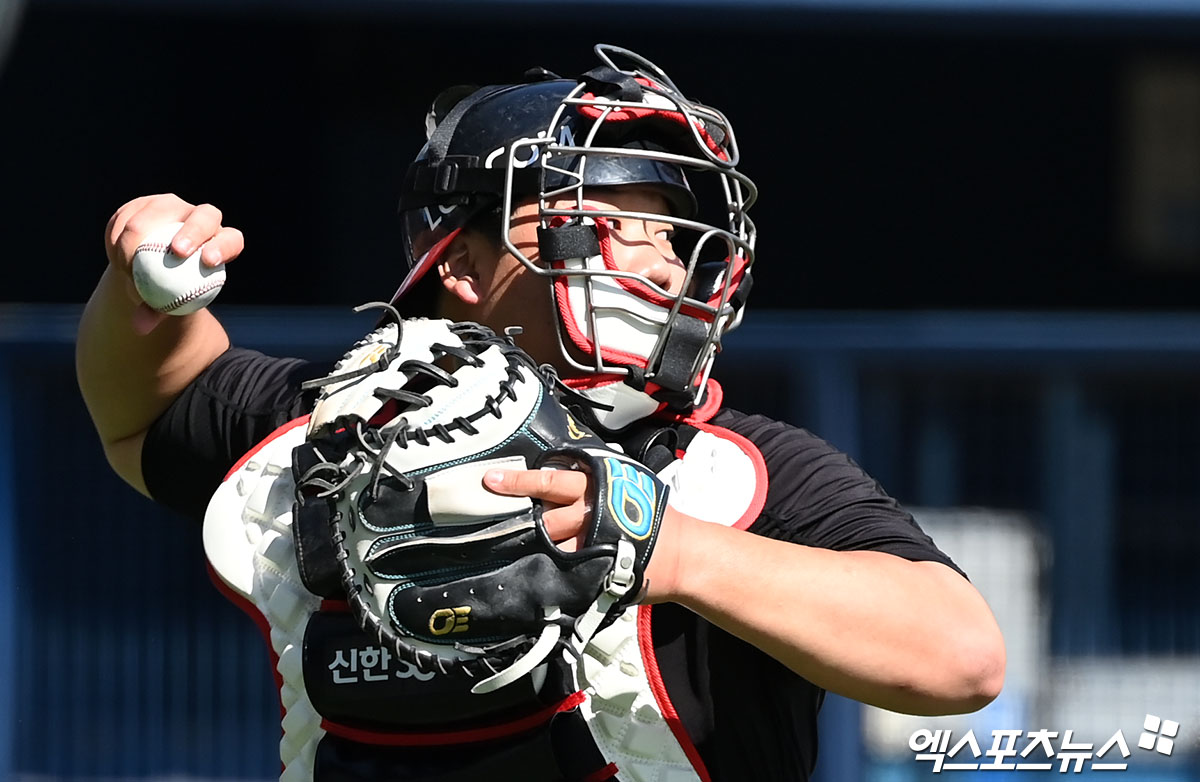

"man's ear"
[437,232,486,306]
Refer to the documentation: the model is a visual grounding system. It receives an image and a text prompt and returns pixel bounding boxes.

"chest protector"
[204,382,766,782]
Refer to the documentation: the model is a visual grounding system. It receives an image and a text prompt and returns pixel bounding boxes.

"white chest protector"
[204,397,766,782]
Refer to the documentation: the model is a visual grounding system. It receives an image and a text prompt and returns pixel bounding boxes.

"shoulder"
[706,408,964,574]
[141,347,333,521]
[708,408,816,445]
[187,347,330,414]
[707,407,857,481]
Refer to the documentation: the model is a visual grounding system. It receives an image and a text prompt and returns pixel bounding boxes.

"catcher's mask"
[394,44,757,424]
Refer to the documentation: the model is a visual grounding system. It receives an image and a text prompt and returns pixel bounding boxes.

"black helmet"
[401,78,696,214]
[392,45,756,417]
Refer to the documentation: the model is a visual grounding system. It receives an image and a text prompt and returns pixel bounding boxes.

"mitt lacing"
[295,307,562,679]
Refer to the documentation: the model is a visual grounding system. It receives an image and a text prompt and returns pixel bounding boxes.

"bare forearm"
[663,516,1005,715]
[78,195,246,492]
[76,265,230,493]
[481,434,1005,715]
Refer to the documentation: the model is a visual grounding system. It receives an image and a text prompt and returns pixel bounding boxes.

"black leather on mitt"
[291,316,667,693]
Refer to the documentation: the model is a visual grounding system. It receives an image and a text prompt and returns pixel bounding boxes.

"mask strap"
[649,314,709,393]
[537,224,601,262]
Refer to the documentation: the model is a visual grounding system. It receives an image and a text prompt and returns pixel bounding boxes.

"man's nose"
[636,256,679,292]
[612,240,683,294]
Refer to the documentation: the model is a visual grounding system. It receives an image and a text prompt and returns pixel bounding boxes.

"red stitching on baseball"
[153,279,225,313]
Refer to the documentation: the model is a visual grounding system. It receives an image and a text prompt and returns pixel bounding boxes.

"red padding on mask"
[591,219,744,319]
[550,212,741,392]
[578,77,729,162]
[701,254,749,309]
[681,378,723,424]
[553,269,651,369]
[552,216,651,370]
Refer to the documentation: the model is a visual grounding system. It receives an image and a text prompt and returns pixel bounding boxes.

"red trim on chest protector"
[690,420,768,531]
[582,762,620,782]
[637,606,713,782]
[223,414,311,481]
[211,416,313,775]
[320,690,588,746]
[654,380,768,531]
[206,562,287,775]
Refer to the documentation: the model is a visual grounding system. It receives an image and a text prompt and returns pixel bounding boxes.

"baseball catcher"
[82,42,1005,782]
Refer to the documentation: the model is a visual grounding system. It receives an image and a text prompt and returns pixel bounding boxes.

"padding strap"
[409,155,483,194]
[426,85,505,160]
[293,496,343,598]
[402,81,542,209]
[538,224,601,262]
[400,160,539,210]
[581,65,645,102]
[651,314,710,392]
[729,269,754,311]
[293,437,357,598]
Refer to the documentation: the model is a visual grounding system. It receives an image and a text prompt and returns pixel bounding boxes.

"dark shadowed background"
[3,1,1200,310]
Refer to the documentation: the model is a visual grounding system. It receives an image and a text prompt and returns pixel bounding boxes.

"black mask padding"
[731,270,753,309]
[537,224,601,262]
[687,261,726,301]
[580,66,645,102]
[688,263,753,311]
[652,314,709,392]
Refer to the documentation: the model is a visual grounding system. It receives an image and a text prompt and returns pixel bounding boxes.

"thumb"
[131,302,167,335]
[122,273,167,335]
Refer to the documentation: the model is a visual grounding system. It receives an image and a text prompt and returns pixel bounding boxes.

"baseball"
[131,221,226,315]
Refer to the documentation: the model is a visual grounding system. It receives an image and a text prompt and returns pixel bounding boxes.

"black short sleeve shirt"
[143,348,963,781]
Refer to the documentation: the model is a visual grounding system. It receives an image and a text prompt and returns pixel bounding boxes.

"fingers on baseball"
[200,226,243,267]
[170,203,223,258]
[130,303,167,336]
[109,195,228,266]
[107,194,169,265]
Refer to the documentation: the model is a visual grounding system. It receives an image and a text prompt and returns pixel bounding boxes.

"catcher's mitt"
[292,313,668,694]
